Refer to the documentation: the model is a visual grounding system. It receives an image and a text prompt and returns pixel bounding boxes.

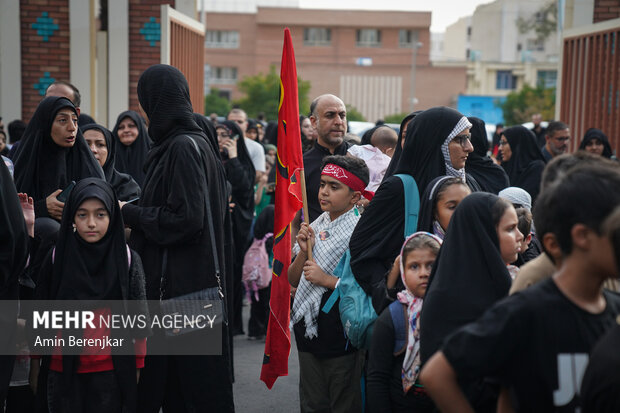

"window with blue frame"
[496,70,517,90]
[537,70,557,88]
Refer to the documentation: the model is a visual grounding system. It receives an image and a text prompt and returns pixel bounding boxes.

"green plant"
[345,105,366,122]
[233,65,311,120]
[204,88,232,116]
[383,112,410,124]
[499,84,555,125]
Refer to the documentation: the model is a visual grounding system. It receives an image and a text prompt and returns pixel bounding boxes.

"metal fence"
[559,19,620,154]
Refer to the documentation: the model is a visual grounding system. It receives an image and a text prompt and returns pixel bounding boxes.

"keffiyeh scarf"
[291,207,360,338]
[441,116,472,181]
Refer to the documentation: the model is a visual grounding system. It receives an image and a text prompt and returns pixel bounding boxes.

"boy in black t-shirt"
[580,206,620,412]
[419,164,620,413]
[288,155,371,412]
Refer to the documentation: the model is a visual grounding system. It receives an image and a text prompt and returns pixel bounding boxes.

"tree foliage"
[499,84,555,125]
[204,88,232,116]
[516,1,557,42]
[233,65,311,121]
[345,105,366,122]
[383,112,410,124]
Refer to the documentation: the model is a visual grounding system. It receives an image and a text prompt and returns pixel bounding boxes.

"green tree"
[233,65,311,120]
[499,84,555,125]
[516,1,557,42]
[383,112,410,124]
[345,105,366,122]
[204,88,232,116]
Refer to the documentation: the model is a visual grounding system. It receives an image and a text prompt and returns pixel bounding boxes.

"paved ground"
[232,304,300,412]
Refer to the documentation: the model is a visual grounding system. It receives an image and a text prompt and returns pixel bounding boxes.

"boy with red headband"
[288,155,372,412]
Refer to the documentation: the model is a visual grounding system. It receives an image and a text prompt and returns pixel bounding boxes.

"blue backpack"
[389,300,408,355]
[321,174,420,349]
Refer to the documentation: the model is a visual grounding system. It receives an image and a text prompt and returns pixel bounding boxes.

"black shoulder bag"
[159,136,226,337]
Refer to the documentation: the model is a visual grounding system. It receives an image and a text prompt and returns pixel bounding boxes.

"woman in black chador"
[216,120,255,336]
[466,117,509,194]
[120,64,234,412]
[13,97,104,221]
[112,110,152,188]
[81,123,141,201]
[420,193,517,412]
[499,125,546,204]
[350,106,479,314]
[0,161,29,404]
[579,128,614,158]
[13,96,104,287]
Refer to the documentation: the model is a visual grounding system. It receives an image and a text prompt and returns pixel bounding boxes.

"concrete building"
[429,32,445,61]
[203,5,467,121]
[557,0,620,153]
[469,0,559,65]
[466,0,560,97]
[442,16,471,62]
[436,0,560,100]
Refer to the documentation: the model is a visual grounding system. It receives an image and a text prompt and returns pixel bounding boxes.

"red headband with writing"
[321,164,375,201]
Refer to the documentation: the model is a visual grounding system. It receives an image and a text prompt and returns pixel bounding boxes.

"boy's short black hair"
[321,155,369,189]
[604,206,620,273]
[534,163,620,256]
[541,151,616,192]
[515,207,532,237]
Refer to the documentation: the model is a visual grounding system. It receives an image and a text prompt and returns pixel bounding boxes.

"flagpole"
[299,169,313,261]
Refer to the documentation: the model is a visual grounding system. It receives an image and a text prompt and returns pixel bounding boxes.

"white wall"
[563,0,595,30]
[0,0,22,125]
[443,16,470,61]
[175,0,197,19]
[470,0,560,63]
[70,0,92,115]
[107,0,129,126]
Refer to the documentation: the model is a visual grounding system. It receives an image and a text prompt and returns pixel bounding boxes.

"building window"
[526,38,545,51]
[218,89,232,100]
[303,28,331,46]
[205,30,239,48]
[469,50,481,61]
[356,29,381,47]
[537,70,557,88]
[399,29,417,47]
[211,67,237,85]
[496,70,517,90]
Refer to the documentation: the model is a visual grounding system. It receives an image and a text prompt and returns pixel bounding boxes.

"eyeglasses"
[217,132,230,139]
[452,134,472,148]
[499,140,509,146]
[553,136,570,143]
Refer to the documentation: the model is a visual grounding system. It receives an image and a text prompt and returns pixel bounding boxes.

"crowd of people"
[1,66,620,413]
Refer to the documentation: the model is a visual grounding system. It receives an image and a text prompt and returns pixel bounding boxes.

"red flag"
[260,28,304,389]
